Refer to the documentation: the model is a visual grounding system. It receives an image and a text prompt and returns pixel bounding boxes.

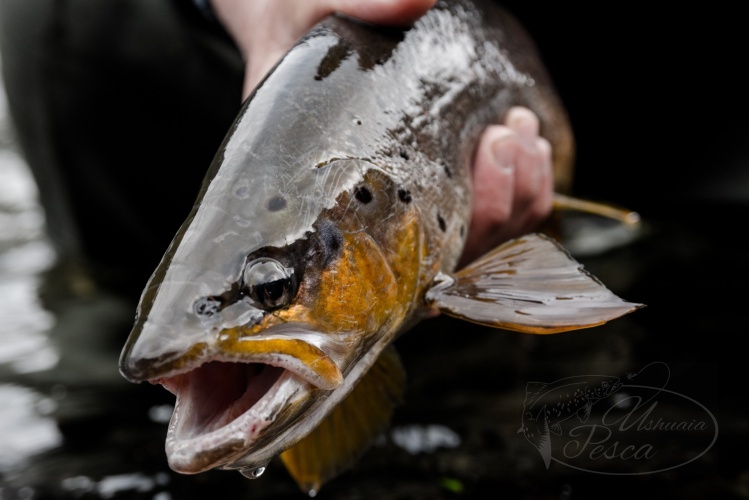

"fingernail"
[505,107,539,146]
[491,134,515,173]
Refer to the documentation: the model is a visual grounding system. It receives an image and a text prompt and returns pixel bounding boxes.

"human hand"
[209,0,555,266]
[460,107,554,266]
[210,0,437,96]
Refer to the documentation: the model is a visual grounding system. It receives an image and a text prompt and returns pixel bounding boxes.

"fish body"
[119,0,640,492]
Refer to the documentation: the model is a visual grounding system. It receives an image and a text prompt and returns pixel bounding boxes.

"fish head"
[119,155,424,474]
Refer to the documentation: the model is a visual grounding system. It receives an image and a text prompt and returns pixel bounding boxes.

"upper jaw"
[122,320,349,388]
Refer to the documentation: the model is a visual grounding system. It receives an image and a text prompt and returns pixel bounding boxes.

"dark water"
[1,7,748,498]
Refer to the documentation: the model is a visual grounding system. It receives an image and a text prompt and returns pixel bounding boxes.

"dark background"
[507,3,748,212]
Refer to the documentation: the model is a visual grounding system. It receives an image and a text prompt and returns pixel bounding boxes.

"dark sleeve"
[0,0,243,296]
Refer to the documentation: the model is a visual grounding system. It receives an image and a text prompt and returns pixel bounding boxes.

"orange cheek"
[314,231,400,333]
[280,211,423,339]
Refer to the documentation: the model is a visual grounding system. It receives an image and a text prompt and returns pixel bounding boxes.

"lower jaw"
[163,368,308,473]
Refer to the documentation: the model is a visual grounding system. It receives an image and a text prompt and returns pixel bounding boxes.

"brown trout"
[119,0,641,493]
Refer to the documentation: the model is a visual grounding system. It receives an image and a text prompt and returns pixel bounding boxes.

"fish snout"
[119,337,209,383]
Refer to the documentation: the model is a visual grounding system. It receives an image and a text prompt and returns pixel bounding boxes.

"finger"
[245,45,289,97]
[242,0,334,95]
[523,137,554,230]
[473,126,516,227]
[242,0,435,98]
[510,129,544,212]
[503,135,554,237]
[504,106,539,148]
[460,125,517,265]
[332,0,436,26]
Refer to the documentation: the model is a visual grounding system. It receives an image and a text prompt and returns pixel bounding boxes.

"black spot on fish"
[460,224,465,237]
[314,157,347,169]
[444,164,453,178]
[399,148,410,161]
[354,186,373,204]
[235,186,249,199]
[354,28,403,70]
[397,188,412,203]
[316,220,343,267]
[267,195,287,212]
[354,118,362,125]
[437,214,447,232]
[315,40,353,81]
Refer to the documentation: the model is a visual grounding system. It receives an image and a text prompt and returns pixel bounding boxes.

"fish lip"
[122,322,347,389]
[120,348,202,383]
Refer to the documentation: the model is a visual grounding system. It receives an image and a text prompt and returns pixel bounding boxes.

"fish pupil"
[256,279,288,307]
[354,186,373,204]
[243,258,296,310]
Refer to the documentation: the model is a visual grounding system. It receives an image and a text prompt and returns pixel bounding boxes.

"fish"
[519,375,623,468]
[118,0,642,493]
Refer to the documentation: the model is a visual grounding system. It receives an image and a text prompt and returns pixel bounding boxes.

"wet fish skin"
[119,0,639,491]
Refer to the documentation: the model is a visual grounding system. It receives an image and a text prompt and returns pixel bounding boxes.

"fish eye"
[243,258,296,310]
[354,185,373,204]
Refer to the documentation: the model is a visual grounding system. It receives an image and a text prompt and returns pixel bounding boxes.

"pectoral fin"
[280,346,406,495]
[426,233,643,334]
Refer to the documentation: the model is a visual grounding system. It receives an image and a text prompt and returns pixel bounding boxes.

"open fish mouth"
[157,361,308,474]
[159,362,286,439]
[148,327,351,474]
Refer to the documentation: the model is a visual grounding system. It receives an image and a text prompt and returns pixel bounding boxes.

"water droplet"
[308,488,318,497]
[239,465,266,479]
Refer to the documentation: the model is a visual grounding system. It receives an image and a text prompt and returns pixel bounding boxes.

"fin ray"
[280,346,406,494]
